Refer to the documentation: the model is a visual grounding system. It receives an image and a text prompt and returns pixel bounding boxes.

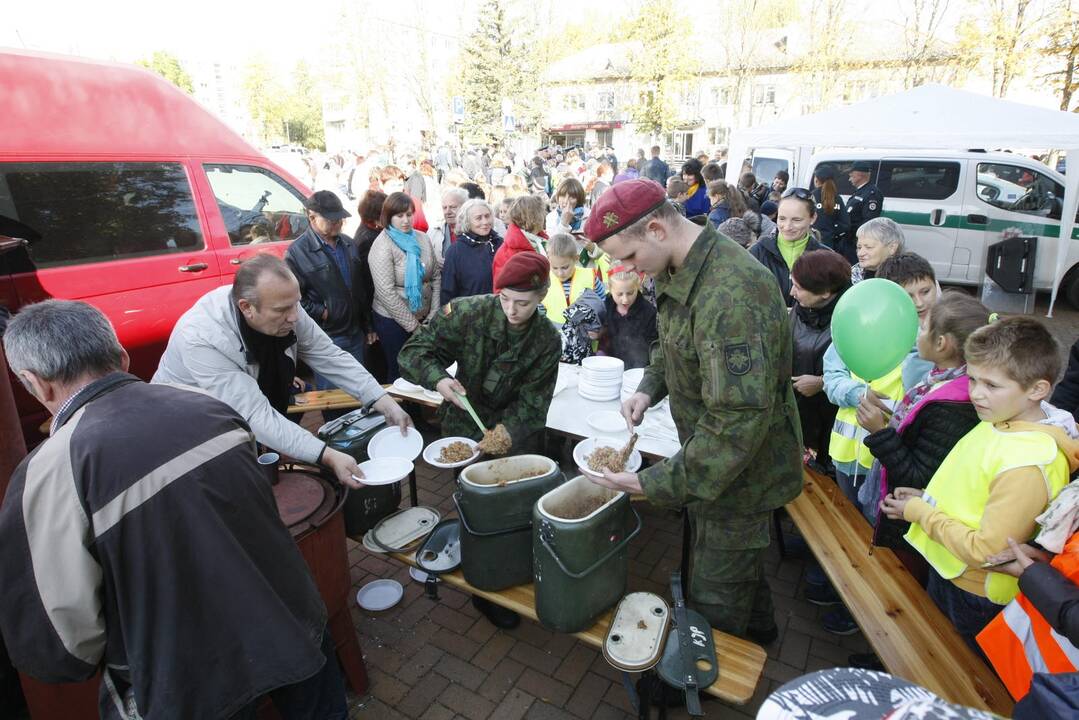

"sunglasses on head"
[782,187,812,200]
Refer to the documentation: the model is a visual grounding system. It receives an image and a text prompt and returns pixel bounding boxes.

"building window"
[596,91,615,111]
[562,93,585,111]
[708,127,729,146]
[710,86,733,106]
[752,84,776,106]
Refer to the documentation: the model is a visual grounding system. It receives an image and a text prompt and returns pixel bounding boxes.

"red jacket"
[492,224,546,289]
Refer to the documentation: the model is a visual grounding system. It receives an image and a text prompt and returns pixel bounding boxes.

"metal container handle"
[452,491,533,537]
[538,506,642,580]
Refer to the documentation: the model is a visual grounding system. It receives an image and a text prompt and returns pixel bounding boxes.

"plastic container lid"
[603,592,670,671]
[356,579,404,611]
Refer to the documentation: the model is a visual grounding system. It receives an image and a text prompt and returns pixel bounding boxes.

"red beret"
[583,178,668,243]
[494,252,550,293]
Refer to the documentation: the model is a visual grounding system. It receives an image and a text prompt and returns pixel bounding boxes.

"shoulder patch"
[724,342,752,376]
[867,201,879,211]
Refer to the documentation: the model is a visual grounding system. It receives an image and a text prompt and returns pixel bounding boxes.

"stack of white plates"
[578,356,624,401]
[621,367,645,401]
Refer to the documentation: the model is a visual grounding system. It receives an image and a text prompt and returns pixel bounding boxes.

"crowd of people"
[2,134,1079,719]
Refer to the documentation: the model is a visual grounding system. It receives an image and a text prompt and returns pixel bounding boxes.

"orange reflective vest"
[977,532,1079,700]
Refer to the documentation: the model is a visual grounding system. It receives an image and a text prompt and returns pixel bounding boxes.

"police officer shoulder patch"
[724,342,752,376]
[868,201,878,211]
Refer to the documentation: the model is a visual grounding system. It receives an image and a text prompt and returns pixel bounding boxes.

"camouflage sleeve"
[398,302,463,390]
[499,331,561,445]
[639,302,783,506]
[637,337,668,402]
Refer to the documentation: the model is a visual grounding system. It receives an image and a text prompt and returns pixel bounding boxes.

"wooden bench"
[386,550,766,706]
[786,467,1014,716]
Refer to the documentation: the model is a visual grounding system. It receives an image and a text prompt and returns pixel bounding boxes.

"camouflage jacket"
[398,294,560,453]
[637,220,803,515]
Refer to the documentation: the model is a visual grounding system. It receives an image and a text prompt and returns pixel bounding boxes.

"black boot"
[472,596,520,629]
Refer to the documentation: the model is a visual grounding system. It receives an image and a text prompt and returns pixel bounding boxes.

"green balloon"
[831,278,919,380]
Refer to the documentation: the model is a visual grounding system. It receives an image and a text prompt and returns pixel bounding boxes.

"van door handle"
[930,209,945,226]
[229,257,246,265]
[178,262,209,273]
[966,214,988,225]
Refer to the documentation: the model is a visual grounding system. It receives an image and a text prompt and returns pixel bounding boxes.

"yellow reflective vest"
[542,267,596,325]
[828,363,905,469]
[906,422,1070,604]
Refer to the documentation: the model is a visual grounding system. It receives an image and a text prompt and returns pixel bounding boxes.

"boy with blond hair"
[882,317,1079,649]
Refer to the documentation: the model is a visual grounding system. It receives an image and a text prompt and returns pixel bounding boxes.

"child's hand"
[856,394,889,433]
[879,488,923,520]
[984,538,1051,577]
[792,374,823,397]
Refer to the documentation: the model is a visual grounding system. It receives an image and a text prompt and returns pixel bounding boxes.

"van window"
[877,160,959,200]
[811,162,874,196]
[204,165,309,246]
[976,162,1064,220]
[0,162,202,268]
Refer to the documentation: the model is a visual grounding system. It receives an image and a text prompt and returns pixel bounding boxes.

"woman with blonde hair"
[493,194,548,282]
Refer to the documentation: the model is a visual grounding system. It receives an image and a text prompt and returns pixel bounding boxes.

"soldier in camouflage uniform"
[398,253,560,455]
[582,179,803,643]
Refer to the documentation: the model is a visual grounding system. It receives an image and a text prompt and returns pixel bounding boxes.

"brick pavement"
[335,424,872,720]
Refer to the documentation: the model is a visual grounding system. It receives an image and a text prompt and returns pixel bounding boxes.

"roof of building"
[0,49,262,158]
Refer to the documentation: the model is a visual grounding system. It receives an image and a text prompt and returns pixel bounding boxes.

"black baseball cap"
[304,190,351,221]
[814,166,836,181]
[850,161,873,173]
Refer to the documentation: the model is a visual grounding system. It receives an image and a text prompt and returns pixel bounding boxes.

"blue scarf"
[386,226,424,312]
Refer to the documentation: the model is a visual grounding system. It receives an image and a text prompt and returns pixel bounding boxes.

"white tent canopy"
[725,84,1079,315]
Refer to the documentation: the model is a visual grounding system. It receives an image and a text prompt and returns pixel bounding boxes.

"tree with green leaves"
[1041,0,1079,111]
[624,0,700,138]
[460,0,511,145]
[137,51,194,94]
[955,0,1048,98]
[241,59,325,150]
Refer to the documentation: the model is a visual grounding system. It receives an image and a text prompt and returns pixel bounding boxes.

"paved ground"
[330,430,871,720]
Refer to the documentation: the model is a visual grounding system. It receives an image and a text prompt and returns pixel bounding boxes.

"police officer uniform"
[585,181,803,642]
[845,160,884,242]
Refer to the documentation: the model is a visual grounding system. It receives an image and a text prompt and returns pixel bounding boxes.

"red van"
[0,50,314,439]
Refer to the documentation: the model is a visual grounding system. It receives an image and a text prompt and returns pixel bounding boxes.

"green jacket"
[637,220,803,515]
[398,294,560,453]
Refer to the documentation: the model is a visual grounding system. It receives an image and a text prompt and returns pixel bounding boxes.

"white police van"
[798,151,1077,305]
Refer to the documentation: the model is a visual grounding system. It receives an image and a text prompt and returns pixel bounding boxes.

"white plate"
[356,457,414,485]
[588,411,628,434]
[573,437,643,477]
[409,567,440,584]
[423,437,481,469]
[392,377,423,393]
[423,389,443,401]
[582,356,625,373]
[622,367,645,386]
[367,426,423,461]
[581,375,623,386]
[356,579,404,611]
[578,387,620,402]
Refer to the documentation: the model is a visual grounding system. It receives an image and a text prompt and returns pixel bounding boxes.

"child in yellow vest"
[881,317,1079,651]
[542,233,605,325]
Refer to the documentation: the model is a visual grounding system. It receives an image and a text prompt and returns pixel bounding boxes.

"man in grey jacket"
[153,254,411,486]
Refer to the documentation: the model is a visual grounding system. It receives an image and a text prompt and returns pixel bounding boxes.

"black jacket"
[749,230,827,307]
[865,398,980,548]
[812,186,851,252]
[791,293,844,455]
[1051,337,1079,421]
[0,374,326,718]
[285,226,372,336]
[601,294,658,370]
[440,231,502,306]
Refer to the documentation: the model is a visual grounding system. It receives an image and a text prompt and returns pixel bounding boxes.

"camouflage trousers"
[686,507,776,637]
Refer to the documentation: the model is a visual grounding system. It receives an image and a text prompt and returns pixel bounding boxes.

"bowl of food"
[423,437,481,469]
[573,437,642,478]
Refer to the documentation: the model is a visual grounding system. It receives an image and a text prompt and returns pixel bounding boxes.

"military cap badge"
[603,211,620,228]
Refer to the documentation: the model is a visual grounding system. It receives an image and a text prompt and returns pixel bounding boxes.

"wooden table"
[388,550,766,705]
[786,468,1014,716]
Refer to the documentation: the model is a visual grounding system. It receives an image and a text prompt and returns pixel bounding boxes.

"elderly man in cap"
[286,191,375,399]
[154,253,411,488]
[1,300,346,719]
[582,178,803,644]
[846,160,884,241]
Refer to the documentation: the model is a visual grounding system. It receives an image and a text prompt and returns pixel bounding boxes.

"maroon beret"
[583,178,668,243]
[494,252,550,293]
